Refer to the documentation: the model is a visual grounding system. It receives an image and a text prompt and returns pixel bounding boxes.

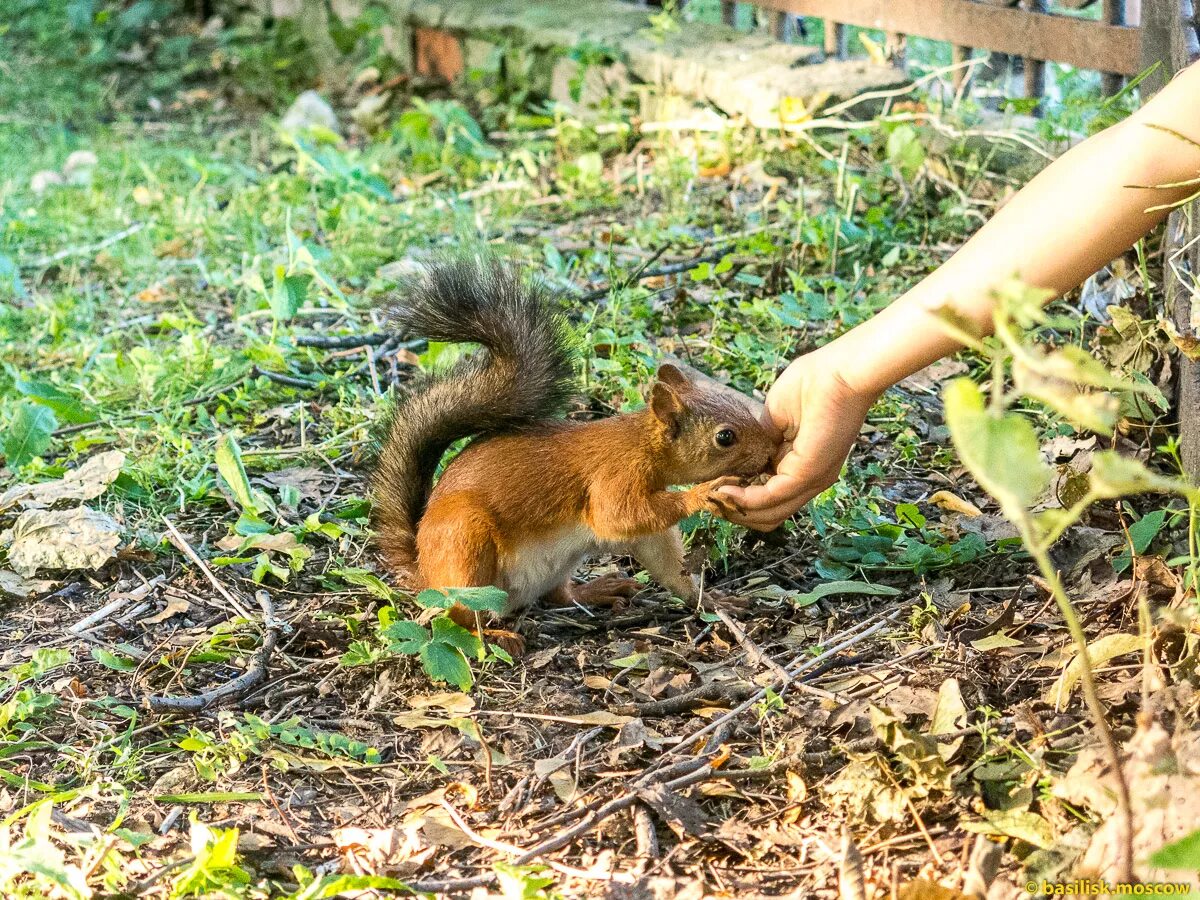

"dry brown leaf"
[928,490,982,518]
[139,596,190,625]
[5,505,122,576]
[0,450,125,511]
[898,880,971,900]
[1044,632,1145,708]
[1070,717,1200,891]
[0,569,57,598]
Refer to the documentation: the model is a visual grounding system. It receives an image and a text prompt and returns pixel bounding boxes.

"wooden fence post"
[1102,0,1128,93]
[1158,0,1200,480]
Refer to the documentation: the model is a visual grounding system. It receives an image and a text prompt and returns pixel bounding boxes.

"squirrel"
[372,256,779,653]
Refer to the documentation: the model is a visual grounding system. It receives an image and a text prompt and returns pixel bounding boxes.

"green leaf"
[339,641,384,667]
[155,791,265,803]
[91,648,137,671]
[791,580,902,608]
[215,433,256,511]
[13,378,96,424]
[297,874,415,899]
[382,620,429,655]
[415,588,453,609]
[431,616,483,658]
[446,585,509,613]
[1129,508,1167,553]
[332,567,396,601]
[419,642,473,691]
[895,503,925,529]
[886,124,926,179]
[269,269,309,322]
[1089,451,1194,500]
[1148,827,1200,870]
[4,402,57,468]
[943,378,1051,517]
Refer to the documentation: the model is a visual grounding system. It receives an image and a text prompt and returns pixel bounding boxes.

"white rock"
[351,92,390,132]
[280,90,341,135]
[30,170,65,194]
[63,150,99,176]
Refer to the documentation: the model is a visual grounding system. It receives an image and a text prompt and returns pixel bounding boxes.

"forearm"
[827,63,1200,399]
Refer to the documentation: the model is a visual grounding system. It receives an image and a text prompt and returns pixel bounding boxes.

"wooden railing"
[707,0,1198,98]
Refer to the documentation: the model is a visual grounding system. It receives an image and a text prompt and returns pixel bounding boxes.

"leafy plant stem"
[1018,515,1133,885]
[1188,495,1199,598]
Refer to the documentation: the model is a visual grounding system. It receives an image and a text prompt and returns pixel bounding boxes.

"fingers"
[719,472,813,531]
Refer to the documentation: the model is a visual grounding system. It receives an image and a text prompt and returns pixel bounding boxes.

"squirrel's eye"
[715,428,737,448]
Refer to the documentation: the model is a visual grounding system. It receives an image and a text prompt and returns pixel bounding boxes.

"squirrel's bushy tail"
[372,255,577,572]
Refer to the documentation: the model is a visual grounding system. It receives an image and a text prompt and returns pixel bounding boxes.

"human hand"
[719,349,879,530]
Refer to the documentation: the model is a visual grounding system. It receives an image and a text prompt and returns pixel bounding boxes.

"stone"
[30,170,64,194]
[549,57,632,116]
[351,92,391,132]
[280,90,341,135]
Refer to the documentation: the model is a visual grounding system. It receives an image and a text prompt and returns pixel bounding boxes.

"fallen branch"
[26,222,146,269]
[161,517,255,621]
[294,332,394,349]
[69,574,165,634]
[52,376,249,438]
[146,590,280,713]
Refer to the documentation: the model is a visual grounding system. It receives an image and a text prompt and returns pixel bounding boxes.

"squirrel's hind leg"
[626,527,700,603]
[546,572,641,611]
[418,496,526,657]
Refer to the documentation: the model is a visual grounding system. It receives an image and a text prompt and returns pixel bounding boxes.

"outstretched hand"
[719,350,878,531]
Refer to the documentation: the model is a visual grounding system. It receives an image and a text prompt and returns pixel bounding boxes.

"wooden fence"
[708,0,1198,98]
[1161,6,1200,477]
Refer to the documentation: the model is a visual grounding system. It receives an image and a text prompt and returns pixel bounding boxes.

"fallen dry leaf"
[0,450,125,511]
[1067,715,1200,892]
[5,505,122,576]
[0,569,57,598]
[139,596,190,625]
[1044,632,1145,708]
[928,490,982,518]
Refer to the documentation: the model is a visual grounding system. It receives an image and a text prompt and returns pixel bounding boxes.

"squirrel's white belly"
[499,525,601,612]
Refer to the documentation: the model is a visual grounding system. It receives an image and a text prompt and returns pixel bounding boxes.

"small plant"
[938,278,1200,882]
[342,586,512,691]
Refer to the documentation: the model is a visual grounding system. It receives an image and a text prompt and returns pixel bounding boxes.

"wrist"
[805,340,886,406]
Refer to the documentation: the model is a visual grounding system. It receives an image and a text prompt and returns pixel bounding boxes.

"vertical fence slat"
[774,10,789,41]
[823,19,847,59]
[1020,0,1048,99]
[951,44,973,90]
[1102,0,1127,94]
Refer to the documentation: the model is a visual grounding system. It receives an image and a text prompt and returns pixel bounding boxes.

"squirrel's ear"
[650,381,685,433]
[655,363,689,389]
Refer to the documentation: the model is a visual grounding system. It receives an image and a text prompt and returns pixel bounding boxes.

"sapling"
[937,279,1200,884]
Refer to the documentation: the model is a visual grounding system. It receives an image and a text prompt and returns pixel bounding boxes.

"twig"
[160,517,255,621]
[52,376,248,438]
[437,800,636,885]
[621,679,755,718]
[146,591,281,713]
[69,574,165,634]
[717,609,841,703]
[715,608,787,681]
[661,613,901,752]
[25,222,146,269]
[250,365,324,390]
[294,332,393,349]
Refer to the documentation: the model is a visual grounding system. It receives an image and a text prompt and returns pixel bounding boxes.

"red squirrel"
[372,256,778,652]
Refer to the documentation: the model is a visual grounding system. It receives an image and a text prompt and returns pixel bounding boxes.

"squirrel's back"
[372,256,578,573]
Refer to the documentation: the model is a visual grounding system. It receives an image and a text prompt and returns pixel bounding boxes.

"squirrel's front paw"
[692,477,746,519]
